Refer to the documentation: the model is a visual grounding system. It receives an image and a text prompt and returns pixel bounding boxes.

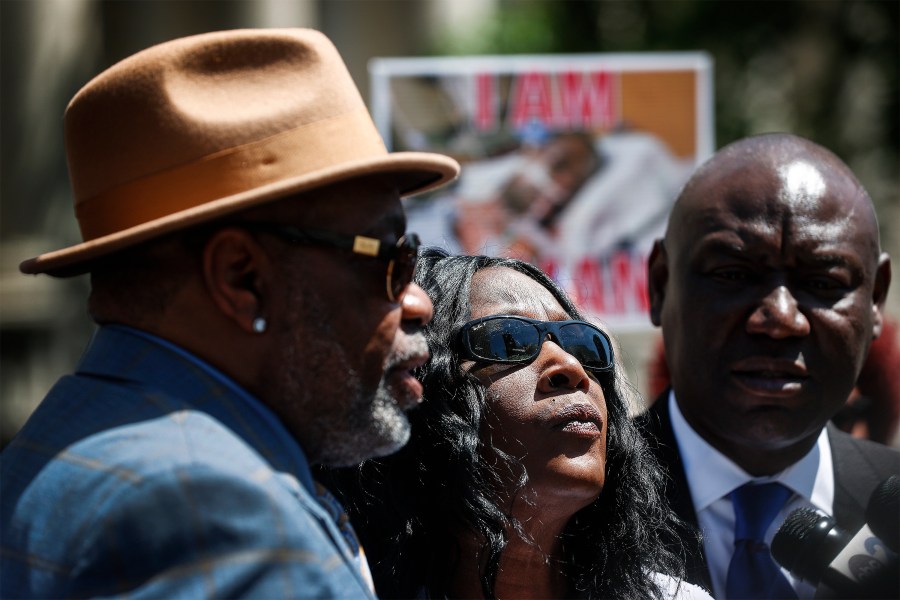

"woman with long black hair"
[332,248,710,599]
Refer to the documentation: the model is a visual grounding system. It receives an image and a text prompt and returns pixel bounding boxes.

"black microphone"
[771,507,898,599]
[865,475,899,554]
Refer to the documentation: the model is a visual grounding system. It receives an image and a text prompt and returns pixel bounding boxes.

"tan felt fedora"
[20,28,460,276]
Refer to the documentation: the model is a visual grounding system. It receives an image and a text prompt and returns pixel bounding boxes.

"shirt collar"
[668,390,833,513]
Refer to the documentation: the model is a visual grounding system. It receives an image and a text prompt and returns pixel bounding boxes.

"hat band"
[74,109,387,241]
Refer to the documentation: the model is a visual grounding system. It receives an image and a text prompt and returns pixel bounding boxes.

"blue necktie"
[725,482,798,599]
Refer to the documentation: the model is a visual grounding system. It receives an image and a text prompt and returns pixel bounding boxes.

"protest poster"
[370,53,714,330]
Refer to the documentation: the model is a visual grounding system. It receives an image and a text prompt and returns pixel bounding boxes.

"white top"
[668,392,835,599]
[652,571,715,600]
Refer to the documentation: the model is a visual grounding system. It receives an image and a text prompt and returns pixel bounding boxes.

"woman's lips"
[559,420,602,436]
[551,402,605,437]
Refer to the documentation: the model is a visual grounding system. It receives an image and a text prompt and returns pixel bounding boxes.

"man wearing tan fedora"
[1,29,459,598]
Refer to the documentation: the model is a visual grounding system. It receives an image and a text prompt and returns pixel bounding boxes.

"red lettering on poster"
[504,71,616,131]
[509,72,553,130]
[567,252,649,318]
[573,257,606,314]
[474,73,497,131]
[609,251,649,313]
[538,258,558,281]
[557,71,616,129]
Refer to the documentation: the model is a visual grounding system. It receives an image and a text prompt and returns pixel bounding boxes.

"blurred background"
[2,0,898,446]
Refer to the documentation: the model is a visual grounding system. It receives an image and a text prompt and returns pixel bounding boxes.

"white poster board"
[371,52,714,330]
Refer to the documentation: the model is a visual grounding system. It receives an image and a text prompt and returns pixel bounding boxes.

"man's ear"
[202,227,271,335]
[647,239,668,327]
[871,252,892,339]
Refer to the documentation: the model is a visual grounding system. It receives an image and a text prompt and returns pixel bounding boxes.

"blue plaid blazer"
[1,326,375,599]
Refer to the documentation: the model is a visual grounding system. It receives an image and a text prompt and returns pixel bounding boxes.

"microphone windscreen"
[866,475,900,553]
[771,507,849,585]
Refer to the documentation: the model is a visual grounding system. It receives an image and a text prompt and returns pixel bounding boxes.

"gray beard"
[327,371,412,466]
[274,285,414,467]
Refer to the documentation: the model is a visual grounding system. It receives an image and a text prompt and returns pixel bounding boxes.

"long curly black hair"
[330,248,687,599]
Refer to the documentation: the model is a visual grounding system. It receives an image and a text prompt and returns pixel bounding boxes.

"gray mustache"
[385,334,429,370]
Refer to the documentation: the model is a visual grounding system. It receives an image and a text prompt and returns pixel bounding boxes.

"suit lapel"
[827,423,900,533]
[829,424,870,531]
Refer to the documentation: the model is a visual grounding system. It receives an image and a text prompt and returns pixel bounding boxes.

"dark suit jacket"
[636,389,900,592]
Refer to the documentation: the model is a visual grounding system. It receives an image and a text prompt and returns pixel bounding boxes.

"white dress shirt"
[668,392,835,599]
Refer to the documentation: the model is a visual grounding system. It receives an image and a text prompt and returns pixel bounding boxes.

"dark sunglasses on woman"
[458,315,615,372]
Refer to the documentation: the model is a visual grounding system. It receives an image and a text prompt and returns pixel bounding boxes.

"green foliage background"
[433,0,899,251]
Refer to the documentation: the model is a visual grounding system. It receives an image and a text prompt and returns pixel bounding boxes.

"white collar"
[668,391,834,514]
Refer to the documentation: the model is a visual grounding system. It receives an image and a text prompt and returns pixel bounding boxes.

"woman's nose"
[536,337,590,393]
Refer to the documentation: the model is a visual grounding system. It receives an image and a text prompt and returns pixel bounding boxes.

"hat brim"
[20,151,459,277]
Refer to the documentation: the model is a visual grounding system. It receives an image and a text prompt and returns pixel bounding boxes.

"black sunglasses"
[458,315,615,372]
[242,223,420,302]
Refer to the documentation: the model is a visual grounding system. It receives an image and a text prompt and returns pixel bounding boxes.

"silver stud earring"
[252,317,267,334]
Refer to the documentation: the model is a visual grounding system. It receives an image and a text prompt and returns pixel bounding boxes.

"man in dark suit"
[642,133,899,599]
